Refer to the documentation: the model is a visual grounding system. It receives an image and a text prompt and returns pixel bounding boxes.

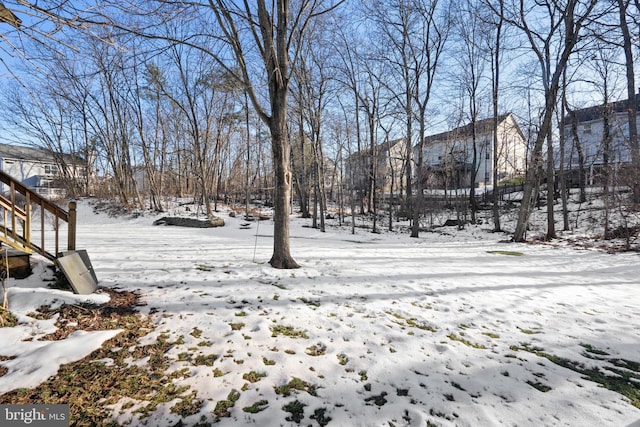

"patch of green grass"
[337,353,349,366]
[178,352,191,362]
[193,354,217,367]
[274,377,317,397]
[310,407,332,426]
[170,390,202,417]
[487,250,524,256]
[214,389,241,418]
[298,297,320,307]
[263,357,276,366]
[229,322,245,331]
[513,343,640,408]
[359,370,368,381]
[0,308,18,327]
[190,327,203,338]
[482,332,500,339]
[581,343,610,356]
[527,380,552,392]
[306,343,327,356]
[270,324,309,339]
[429,407,455,422]
[364,391,388,407]
[406,318,437,332]
[283,399,306,423]
[195,264,215,272]
[243,400,269,414]
[242,371,267,383]
[451,381,466,391]
[447,333,487,349]
[234,311,247,317]
[386,310,436,332]
[213,368,226,377]
[517,326,542,335]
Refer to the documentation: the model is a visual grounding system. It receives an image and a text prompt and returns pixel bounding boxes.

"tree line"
[0,0,638,267]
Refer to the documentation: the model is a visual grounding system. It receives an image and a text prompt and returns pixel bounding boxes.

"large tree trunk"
[514,93,557,242]
[513,0,596,241]
[269,105,299,269]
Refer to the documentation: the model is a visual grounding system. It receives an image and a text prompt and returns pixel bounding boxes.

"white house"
[417,113,527,189]
[346,138,408,194]
[562,94,638,184]
[0,143,87,199]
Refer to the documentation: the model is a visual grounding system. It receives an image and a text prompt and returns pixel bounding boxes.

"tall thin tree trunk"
[491,0,504,232]
[546,131,556,239]
[618,0,640,203]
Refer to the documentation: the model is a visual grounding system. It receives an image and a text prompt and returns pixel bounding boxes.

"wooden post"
[25,192,31,245]
[10,182,15,240]
[67,201,76,251]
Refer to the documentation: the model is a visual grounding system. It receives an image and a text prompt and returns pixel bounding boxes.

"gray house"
[562,94,639,185]
[0,143,87,199]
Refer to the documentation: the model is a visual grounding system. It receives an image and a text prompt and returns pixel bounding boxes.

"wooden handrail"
[0,170,75,260]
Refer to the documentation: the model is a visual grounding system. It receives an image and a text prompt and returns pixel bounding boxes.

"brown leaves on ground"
[31,287,145,341]
[0,288,199,426]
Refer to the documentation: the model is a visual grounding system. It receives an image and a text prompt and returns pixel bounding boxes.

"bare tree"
[488,0,505,231]
[505,0,598,242]
[616,0,640,203]
[453,0,491,224]
[410,0,450,238]
[292,16,337,232]
[369,0,418,215]
[208,1,345,268]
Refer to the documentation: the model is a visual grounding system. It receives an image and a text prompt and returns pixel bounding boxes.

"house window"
[44,165,59,175]
[582,123,592,134]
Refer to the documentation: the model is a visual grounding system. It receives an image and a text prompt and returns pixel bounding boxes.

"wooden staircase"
[0,169,76,264]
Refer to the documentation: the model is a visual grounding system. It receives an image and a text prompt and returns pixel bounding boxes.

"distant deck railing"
[0,170,76,260]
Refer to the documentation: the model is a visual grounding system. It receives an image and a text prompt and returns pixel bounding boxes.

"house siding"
[562,112,638,168]
[418,113,527,189]
[0,144,86,198]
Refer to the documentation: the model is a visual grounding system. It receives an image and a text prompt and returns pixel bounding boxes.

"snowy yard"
[1,201,640,426]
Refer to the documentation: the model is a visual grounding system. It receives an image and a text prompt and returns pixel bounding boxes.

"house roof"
[564,93,640,125]
[0,143,84,164]
[347,138,405,161]
[423,114,513,144]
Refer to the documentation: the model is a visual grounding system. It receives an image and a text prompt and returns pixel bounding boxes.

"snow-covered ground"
[1,200,640,426]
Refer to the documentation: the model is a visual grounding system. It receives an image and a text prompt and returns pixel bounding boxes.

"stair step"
[1,248,31,279]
